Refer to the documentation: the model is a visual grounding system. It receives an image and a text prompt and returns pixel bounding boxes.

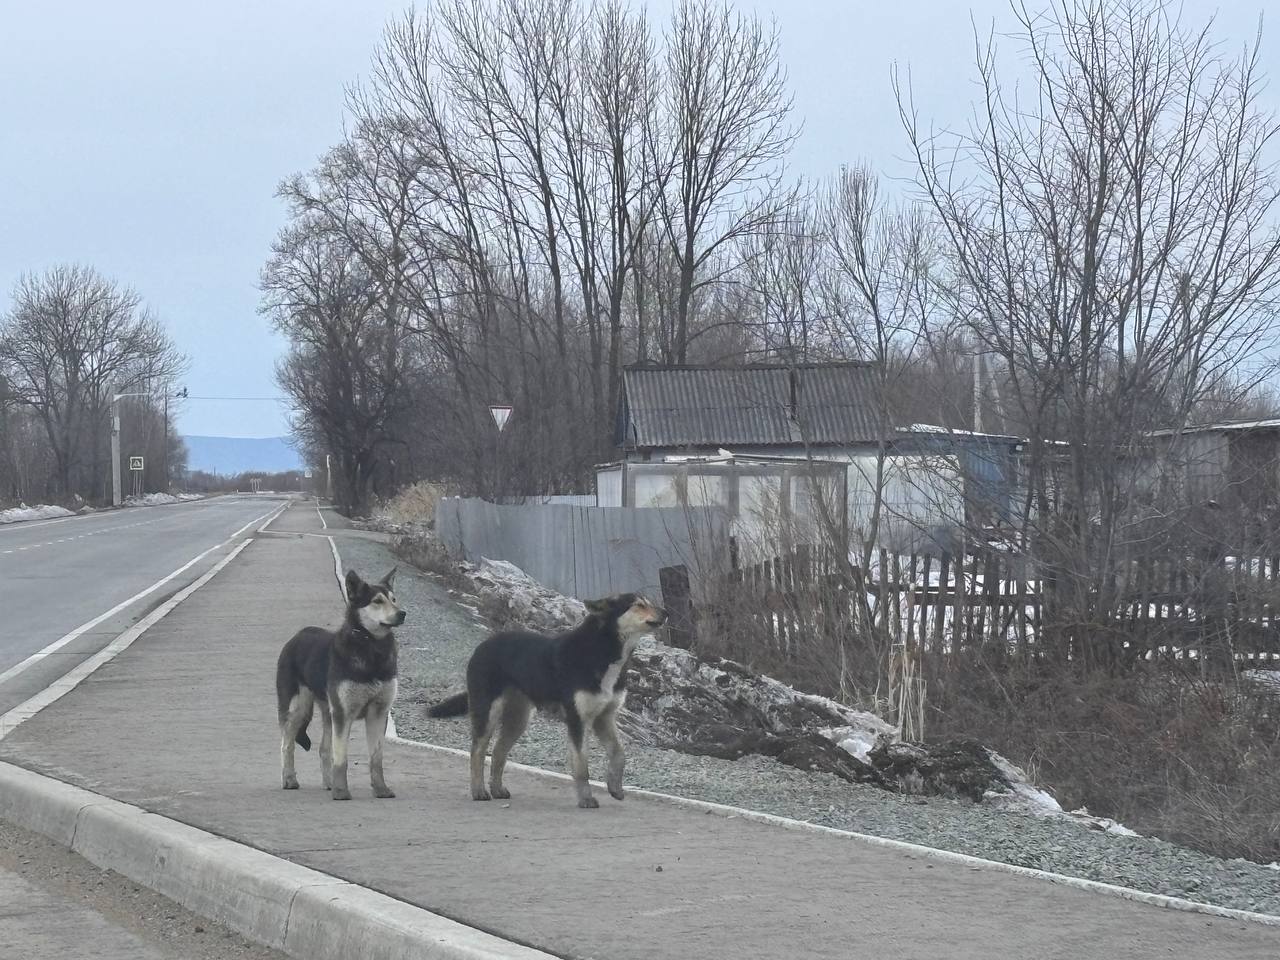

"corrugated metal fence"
[435,498,729,600]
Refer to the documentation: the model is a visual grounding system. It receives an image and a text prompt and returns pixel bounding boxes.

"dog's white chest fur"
[334,678,397,718]
[572,651,631,723]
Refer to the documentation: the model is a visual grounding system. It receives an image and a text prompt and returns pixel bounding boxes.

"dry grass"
[925,657,1280,863]
[391,531,470,592]
[377,481,450,526]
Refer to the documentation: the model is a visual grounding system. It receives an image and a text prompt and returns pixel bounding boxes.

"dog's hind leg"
[279,689,314,790]
[593,705,626,801]
[330,701,354,801]
[469,695,498,801]
[489,693,532,800]
[365,703,394,799]
[317,699,333,790]
[565,709,597,809]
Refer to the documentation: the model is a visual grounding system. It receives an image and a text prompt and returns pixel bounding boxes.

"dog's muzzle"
[645,608,668,628]
[393,611,407,626]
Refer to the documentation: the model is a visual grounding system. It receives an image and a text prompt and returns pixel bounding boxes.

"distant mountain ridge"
[183,435,304,475]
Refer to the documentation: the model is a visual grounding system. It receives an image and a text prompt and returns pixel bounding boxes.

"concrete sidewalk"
[1,510,1277,960]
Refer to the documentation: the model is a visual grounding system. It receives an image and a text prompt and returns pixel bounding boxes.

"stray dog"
[428,593,666,808]
[276,567,405,800]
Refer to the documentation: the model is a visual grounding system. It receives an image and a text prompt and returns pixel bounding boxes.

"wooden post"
[934,553,950,656]
[658,565,696,651]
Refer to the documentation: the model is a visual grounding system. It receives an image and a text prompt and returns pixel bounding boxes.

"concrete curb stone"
[0,760,556,960]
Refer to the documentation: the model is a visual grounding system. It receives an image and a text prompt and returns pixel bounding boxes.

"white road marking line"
[0,503,285,689]
[0,514,197,556]
[315,500,328,530]
[257,504,281,533]
[0,539,254,739]
[327,535,345,600]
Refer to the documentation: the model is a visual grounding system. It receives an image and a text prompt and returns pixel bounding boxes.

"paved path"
[0,501,1275,958]
[0,496,283,714]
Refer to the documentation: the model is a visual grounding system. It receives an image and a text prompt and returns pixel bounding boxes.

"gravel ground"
[337,532,1280,918]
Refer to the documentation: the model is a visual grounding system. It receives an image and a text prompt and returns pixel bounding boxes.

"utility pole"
[111,387,179,504]
[110,387,122,507]
[973,353,984,434]
[162,386,187,493]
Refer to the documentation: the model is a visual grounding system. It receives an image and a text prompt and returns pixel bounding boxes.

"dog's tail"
[427,692,469,718]
[276,645,313,751]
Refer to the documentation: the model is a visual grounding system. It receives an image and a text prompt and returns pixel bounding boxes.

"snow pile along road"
[0,504,75,524]
[122,493,203,507]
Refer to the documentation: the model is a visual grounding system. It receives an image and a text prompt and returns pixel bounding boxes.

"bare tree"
[659,0,797,362]
[900,0,1280,668]
[0,265,185,499]
[262,220,415,515]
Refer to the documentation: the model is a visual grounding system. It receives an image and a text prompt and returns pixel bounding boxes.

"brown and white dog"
[275,568,405,800]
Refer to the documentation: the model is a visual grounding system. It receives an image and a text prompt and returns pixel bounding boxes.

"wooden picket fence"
[719,545,1280,662]
[725,544,1039,658]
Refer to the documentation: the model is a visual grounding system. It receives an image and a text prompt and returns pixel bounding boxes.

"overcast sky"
[1,1,1271,438]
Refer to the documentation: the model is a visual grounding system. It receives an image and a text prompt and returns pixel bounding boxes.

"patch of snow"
[1245,670,1280,696]
[0,503,75,524]
[123,493,203,507]
[822,723,890,764]
[987,755,1141,836]
[467,558,587,633]
[986,754,1064,816]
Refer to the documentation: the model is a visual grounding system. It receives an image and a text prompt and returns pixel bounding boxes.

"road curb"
[0,760,558,960]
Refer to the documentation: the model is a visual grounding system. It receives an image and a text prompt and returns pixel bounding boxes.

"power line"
[179,395,290,402]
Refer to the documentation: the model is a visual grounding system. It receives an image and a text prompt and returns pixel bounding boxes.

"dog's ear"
[344,570,364,602]
[584,597,610,615]
[382,566,398,589]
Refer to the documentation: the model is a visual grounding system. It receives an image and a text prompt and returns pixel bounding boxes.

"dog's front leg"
[593,708,626,801]
[280,730,298,790]
[330,702,353,801]
[565,710,597,809]
[365,704,394,799]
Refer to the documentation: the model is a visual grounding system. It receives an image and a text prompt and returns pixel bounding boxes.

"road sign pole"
[489,406,513,501]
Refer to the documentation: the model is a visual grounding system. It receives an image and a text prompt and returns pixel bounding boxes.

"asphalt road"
[0,496,283,714]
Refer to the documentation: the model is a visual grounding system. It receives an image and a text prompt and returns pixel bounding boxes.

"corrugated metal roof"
[619,364,887,448]
[1147,418,1280,438]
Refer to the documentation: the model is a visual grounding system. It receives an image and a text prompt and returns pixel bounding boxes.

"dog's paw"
[609,785,626,801]
[472,787,492,801]
[373,786,396,799]
[332,788,352,801]
[578,796,600,809]
[282,776,299,790]
[490,785,511,800]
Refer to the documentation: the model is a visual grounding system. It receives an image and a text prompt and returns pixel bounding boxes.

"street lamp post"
[110,385,186,506]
